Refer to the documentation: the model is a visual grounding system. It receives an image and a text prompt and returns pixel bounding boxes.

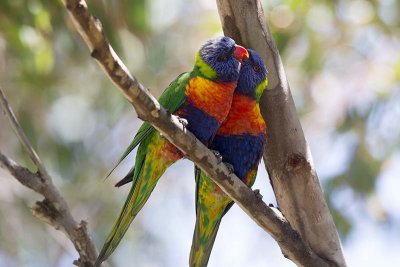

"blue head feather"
[235,49,268,99]
[198,36,241,82]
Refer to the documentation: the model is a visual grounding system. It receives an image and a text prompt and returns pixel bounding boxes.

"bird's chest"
[184,77,236,123]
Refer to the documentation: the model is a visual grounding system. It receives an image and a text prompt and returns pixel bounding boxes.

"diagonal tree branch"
[0,88,99,267]
[63,0,331,266]
[216,0,346,266]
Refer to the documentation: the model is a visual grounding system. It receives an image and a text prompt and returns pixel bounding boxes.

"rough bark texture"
[0,89,99,267]
[216,1,346,266]
[62,0,331,265]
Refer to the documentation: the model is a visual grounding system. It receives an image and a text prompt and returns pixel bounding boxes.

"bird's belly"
[210,134,266,182]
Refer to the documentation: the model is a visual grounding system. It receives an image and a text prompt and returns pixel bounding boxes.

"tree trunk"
[216,1,346,266]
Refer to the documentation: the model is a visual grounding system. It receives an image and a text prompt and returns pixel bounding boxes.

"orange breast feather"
[185,77,237,123]
[217,94,266,136]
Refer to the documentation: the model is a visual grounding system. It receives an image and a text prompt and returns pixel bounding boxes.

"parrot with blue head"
[189,49,268,267]
[95,36,249,266]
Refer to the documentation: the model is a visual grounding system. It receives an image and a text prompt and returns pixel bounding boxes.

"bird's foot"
[253,189,263,200]
[177,116,188,129]
[211,150,223,163]
[224,162,234,174]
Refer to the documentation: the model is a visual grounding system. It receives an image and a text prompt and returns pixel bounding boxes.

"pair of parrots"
[95,36,268,267]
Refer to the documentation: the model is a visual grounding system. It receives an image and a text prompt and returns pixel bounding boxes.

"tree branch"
[0,88,99,267]
[63,0,332,266]
[0,89,49,180]
[216,1,346,266]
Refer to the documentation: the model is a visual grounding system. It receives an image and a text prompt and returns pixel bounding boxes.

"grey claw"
[177,117,188,128]
[224,162,234,174]
[211,150,223,163]
[254,189,263,200]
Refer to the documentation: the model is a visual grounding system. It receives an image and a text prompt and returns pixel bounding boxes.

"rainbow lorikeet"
[95,36,249,266]
[189,49,268,267]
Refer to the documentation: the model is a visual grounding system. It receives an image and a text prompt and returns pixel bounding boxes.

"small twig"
[0,88,50,179]
[0,88,99,267]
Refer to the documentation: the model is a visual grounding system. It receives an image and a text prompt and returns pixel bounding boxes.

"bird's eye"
[253,65,260,72]
[218,55,228,61]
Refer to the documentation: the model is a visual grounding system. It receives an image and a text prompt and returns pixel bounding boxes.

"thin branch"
[0,89,49,179]
[216,0,346,266]
[0,89,99,267]
[62,0,331,266]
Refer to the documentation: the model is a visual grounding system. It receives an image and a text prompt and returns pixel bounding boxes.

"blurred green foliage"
[1,0,399,266]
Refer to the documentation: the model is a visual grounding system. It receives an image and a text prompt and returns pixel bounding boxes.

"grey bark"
[216,1,346,266]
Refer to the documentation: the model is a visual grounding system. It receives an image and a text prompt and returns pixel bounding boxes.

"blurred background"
[0,0,399,266]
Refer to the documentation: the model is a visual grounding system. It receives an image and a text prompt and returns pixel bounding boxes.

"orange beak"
[233,45,249,63]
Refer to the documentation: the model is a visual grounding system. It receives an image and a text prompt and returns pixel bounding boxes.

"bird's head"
[235,49,268,102]
[195,36,249,82]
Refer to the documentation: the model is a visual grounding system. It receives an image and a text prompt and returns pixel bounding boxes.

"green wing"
[106,72,191,177]
[158,72,191,113]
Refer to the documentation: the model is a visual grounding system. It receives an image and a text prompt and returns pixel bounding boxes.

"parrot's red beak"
[233,45,249,63]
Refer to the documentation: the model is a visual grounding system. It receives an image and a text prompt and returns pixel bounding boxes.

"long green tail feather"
[189,206,223,267]
[190,168,231,267]
[97,131,177,266]
[95,138,150,266]
[95,164,147,266]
